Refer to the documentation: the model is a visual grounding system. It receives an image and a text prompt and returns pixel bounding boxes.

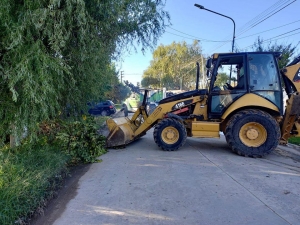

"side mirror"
[206,58,212,69]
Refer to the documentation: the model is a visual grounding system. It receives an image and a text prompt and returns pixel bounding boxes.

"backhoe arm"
[280,55,300,144]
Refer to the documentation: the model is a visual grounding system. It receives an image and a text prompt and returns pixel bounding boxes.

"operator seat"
[235,66,245,89]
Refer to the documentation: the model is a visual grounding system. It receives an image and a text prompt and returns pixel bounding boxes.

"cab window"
[249,54,280,91]
[210,55,246,114]
[212,56,245,91]
[248,53,282,109]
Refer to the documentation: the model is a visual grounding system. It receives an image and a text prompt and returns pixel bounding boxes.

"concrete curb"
[286,143,300,151]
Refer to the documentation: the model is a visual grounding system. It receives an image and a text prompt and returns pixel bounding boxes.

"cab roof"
[212,52,282,59]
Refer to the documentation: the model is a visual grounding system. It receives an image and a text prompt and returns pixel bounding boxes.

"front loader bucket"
[106,117,135,148]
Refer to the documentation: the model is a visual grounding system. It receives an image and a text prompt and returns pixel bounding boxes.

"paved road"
[53,131,300,225]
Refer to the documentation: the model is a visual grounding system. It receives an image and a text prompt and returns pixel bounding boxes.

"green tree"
[251,37,299,69]
[141,40,204,90]
[214,73,229,87]
[105,83,131,104]
[141,76,160,88]
[124,80,140,93]
[0,0,169,143]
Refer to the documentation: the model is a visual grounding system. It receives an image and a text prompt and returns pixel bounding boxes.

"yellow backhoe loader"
[106,52,300,157]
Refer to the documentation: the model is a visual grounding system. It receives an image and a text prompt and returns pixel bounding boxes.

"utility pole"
[121,71,124,83]
[201,55,205,89]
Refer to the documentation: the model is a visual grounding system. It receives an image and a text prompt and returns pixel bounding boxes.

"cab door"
[248,53,283,114]
[208,54,247,119]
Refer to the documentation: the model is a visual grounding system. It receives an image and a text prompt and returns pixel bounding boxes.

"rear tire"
[153,118,187,151]
[101,110,108,116]
[225,109,280,157]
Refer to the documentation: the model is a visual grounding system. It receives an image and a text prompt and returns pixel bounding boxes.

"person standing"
[120,103,128,117]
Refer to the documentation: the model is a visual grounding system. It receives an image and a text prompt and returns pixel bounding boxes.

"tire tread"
[153,118,187,151]
[225,109,280,157]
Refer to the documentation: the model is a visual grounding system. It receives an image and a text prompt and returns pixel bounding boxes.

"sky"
[117,0,300,85]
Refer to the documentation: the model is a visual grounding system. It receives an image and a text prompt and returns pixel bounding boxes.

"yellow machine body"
[106,52,300,157]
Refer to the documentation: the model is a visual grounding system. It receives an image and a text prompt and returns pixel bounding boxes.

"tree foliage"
[251,37,299,69]
[214,73,229,87]
[124,80,140,93]
[141,40,204,90]
[0,0,169,142]
[105,82,131,104]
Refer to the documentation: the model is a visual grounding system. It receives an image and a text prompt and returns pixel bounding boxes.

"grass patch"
[115,104,122,110]
[93,115,110,126]
[288,136,300,146]
[0,116,107,225]
[0,143,69,225]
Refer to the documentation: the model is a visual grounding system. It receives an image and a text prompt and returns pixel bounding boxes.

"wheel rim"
[161,126,179,144]
[239,122,267,147]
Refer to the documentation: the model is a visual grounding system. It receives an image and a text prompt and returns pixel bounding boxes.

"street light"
[194,4,236,52]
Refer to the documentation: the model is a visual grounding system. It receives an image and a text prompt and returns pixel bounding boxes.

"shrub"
[0,116,106,224]
[53,116,107,164]
[38,116,107,164]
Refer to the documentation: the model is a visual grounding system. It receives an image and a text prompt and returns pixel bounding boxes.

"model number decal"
[172,99,193,110]
[175,102,185,108]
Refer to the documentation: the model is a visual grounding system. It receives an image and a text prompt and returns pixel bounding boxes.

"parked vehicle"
[147,102,158,114]
[88,100,116,116]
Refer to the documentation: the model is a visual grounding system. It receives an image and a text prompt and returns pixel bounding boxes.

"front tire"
[153,118,187,151]
[225,109,280,157]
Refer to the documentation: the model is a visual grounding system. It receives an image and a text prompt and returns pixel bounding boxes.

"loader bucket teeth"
[106,117,135,148]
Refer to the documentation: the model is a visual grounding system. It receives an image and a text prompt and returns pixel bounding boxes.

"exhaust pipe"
[196,62,200,90]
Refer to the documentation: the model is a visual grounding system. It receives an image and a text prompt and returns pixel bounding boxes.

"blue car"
[88,100,116,116]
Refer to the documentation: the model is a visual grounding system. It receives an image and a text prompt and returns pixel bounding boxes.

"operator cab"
[207,52,283,118]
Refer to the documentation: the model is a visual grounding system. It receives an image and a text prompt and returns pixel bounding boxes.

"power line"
[207,40,232,54]
[236,19,300,40]
[250,1,295,28]
[208,0,296,53]
[165,30,229,43]
[167,13,299,44]
[237,0,297,37]
[236,0,291,36]
[257,27,300,39]
[166,22,299,53]
[166,0,290,43]
[242,30,300,49]
[165,31,200,41]
[266,28,300,39]
[163,1,298,54]
[167,27,231,42]
[210,23,300,53]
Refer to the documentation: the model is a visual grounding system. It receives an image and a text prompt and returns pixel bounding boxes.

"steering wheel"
[225,83,233,90]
